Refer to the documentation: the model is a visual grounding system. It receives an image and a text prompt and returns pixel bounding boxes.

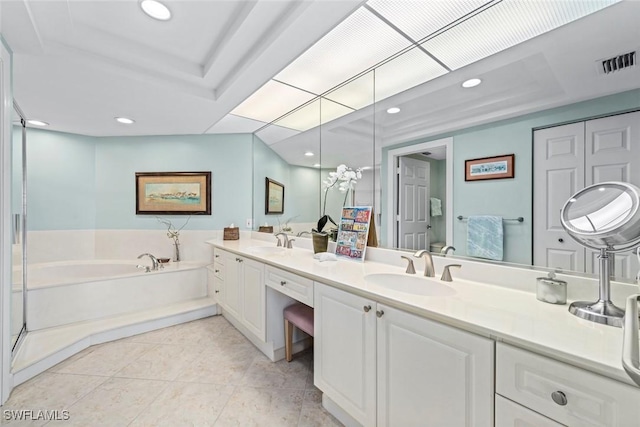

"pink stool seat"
[283,303,314,362]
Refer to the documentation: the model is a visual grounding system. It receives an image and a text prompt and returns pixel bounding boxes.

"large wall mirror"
[252,1,640,283]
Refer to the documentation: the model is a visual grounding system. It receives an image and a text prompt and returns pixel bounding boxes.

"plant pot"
[312,232,329,254]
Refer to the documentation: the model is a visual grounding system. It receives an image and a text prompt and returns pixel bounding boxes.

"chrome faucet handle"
[441,264,461,282]
[287,238,295,249]
[137,253,159,271]
[136,264,151,273]
[276,237,283,247]
[400,256,416,274]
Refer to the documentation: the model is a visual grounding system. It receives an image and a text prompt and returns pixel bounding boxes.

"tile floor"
[2,316,342,426]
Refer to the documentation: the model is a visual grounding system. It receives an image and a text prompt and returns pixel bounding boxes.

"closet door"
[533,123,585,273]
[585,111,640,278]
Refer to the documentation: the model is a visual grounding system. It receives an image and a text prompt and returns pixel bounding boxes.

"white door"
[533,122,586,273]
[314,283,376,426]
[398,156,430,250]
[377,304,494,427]
[222,251,242,319]
[241,258,265,341]
[584,111,640,278]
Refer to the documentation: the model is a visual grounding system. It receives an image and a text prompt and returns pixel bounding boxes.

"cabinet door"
[241,258,265,341]
[495,395,562,427]
[314,283,376,426]
[222,252,242,319]
[377,304,494,427]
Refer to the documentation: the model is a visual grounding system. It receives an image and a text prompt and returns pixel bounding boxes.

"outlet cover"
[246,218,253,228]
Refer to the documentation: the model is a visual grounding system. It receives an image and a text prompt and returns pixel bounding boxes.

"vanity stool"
[284,302,314,362]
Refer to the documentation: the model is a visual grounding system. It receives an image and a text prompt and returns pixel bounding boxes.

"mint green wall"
[252,136,320,231]
[383,89,640,264]
[26,129,253,230]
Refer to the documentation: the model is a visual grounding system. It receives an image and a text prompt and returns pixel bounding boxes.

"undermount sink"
[364,273,456,297]
[245,246,287,256]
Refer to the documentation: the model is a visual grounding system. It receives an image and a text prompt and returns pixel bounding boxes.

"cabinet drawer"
[496,342,640,426]
[495,395,562,427]
[265,266,313,307]
[212,262,224,280]
[213,249,225,265]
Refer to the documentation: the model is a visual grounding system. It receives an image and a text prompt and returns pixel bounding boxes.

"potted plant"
[312,164,362,253]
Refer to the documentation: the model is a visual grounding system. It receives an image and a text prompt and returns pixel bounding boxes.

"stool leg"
[285,319,293,362]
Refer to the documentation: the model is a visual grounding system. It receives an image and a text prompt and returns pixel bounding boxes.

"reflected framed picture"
[135,172,211,215]
[265,177,284,214]
[465,154,515,181]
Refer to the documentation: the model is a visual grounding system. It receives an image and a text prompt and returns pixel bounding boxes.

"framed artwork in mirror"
[465,154,515,181]
[136,172,211,215]
[265,177,284,214]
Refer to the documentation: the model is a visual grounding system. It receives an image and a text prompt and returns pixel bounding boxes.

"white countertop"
[208,238,639,388]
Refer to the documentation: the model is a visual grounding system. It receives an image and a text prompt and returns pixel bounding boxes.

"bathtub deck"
[12,297,218,386]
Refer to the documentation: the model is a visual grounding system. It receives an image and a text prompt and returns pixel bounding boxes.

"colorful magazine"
[335,206,372,262]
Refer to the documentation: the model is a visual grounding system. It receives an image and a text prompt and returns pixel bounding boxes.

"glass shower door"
[11,103,26,354]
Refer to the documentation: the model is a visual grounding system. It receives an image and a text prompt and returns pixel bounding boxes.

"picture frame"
[465,154,515,181]
[265,177,284,214]
[135,172,211,215]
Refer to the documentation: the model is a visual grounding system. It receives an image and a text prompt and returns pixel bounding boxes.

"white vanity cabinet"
[314,283,494,427]
[216,249,265,341]
[496,343,640,427]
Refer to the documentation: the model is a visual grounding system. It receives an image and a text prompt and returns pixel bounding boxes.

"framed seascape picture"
[135,172,211,215]
[465,154,515,181]
[265,178,284,214]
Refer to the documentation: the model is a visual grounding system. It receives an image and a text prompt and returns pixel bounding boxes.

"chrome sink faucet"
[413,249,435,277]
[137,253,159,272]
[275,232,289,248]
[440,245,456,256]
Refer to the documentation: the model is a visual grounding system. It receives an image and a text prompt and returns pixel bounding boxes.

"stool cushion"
[284,303,314,337]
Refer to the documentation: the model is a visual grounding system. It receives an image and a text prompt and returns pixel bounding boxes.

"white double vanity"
[207,235,640,427]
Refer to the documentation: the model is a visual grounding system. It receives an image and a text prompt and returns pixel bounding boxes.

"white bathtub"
[24,260,209,330]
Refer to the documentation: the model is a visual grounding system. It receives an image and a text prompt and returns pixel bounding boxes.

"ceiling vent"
[598,51,636,75]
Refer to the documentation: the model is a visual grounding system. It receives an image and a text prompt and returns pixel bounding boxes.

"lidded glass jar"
[536,272,567,305]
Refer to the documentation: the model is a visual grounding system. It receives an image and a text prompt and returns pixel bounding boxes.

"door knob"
[426,225,432,229]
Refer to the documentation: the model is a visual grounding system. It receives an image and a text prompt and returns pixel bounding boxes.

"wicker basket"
[258,226,273,233]
[223,227,239,240]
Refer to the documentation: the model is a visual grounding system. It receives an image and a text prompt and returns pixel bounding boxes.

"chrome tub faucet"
[441,245,456,256]
[137,253,159,272]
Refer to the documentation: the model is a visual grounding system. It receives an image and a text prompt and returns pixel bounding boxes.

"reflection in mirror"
[560,182,640,326]
[11,102,27,355]
[253,99,321,239]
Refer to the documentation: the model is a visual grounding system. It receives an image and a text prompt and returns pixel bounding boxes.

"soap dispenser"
[536,272,567,305]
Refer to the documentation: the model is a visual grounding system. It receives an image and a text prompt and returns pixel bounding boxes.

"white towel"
[466,216,504,261]
[430,198,442,217]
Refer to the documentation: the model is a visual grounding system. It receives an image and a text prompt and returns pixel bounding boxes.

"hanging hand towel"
[467,216,504,261]
[430,198,442,217]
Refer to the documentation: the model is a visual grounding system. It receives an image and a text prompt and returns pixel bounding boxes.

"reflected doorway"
[385,137,453,250]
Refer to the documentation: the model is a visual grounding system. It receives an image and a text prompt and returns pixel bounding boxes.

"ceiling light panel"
[271,98,321,132]
[374,46,448,102]
[324,72,375,111]
[366,0,489,41]
[231,80,316,124]
[275,7,412,95]
[421,0,620,70]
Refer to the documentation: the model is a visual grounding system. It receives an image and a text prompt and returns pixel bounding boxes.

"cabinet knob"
[363,305,371,312]
[551,391,567,406]
[558,238,564,243]
[280,281,286,286]
[376,310,384,318]
[215,255,220,258]
[214,290,219,294]
[215,269,219,273]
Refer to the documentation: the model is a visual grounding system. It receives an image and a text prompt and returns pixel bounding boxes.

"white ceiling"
[2,0,639,172]
[1,0,363,135]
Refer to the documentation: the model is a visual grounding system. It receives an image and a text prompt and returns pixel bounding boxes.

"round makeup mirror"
[560,182,640,327]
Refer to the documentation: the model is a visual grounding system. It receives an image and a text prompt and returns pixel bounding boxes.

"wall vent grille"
[599,51,636,74]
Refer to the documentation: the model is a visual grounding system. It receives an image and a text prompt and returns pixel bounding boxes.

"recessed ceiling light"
[304,151,314,157]
[387,107,401,114]
[313,163,321,168]
[462,78,482,88]
[27,120,49,126]
[115,117,135,124]
[140,0,171,21]
[361,166,372,170]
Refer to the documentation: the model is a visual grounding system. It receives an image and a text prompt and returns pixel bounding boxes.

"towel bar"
[457,216,524,222]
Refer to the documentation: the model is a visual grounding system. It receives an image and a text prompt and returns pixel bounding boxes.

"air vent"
[599,51,636,75]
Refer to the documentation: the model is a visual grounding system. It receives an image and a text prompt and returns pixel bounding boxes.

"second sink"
[364,273,456,297]
[245,246,287,256]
